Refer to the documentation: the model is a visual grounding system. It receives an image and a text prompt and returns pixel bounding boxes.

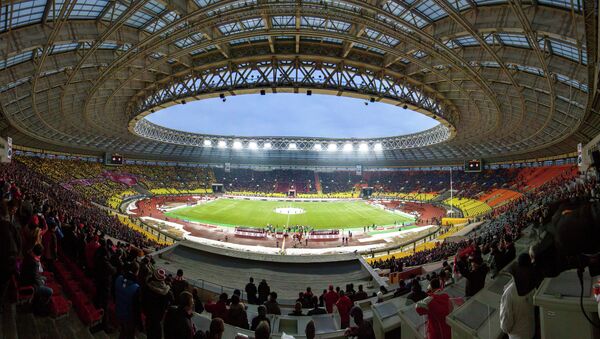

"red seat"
[81,278,96,297]
[64,279,81,297]
[73,292,103,326]
[45,281,63,295]
[11,276,34,305]
[50,295,72,318]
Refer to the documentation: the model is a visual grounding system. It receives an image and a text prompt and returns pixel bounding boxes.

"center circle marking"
[274,207,306,215]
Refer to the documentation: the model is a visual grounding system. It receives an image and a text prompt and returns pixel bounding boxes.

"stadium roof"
[0,0,598,166]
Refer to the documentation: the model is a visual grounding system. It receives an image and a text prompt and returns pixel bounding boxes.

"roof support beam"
[201,27,230,58]
[341,24,366,58]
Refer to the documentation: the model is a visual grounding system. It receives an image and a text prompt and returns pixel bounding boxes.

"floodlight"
[374,143,383,151]
[327,143,337,152]
[358,143,368,152]
[263,142,272,150]
[343,143,353,152]
[232,140,243,149]
[248,141,258,150]
[288,143,298,150]
[203,139,212,147]
[313,144,322,151]
[218,140,227,148]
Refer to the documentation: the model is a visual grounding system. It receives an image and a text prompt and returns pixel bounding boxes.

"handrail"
[360,224,442,258]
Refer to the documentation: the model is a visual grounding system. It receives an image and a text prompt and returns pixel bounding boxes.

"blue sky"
[147,93,438,138]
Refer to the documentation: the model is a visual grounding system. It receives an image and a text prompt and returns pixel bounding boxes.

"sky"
[146,93,439,138]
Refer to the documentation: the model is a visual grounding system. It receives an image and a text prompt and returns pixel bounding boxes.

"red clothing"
[335,295,353,328]
[205,300,227,321]
[415,290,453,339]
[85,240,100,269]
[324,291,339,313]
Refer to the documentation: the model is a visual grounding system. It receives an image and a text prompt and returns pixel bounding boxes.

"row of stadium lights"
[202,140,384,152]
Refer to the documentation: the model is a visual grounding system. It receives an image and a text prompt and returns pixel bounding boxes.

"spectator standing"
[143,268,174,339]
[500,253,537,339]
[257,279,270,304]
[205,293,228,320]
[353,284,368,301]
[172,269,190,298]
[245,277,258,304]
[93,243,117,332]
[205,318,225,339]
[251,305,270,331]
[114,262,142,339]
[226,294,249,329]
[344,306,375,339]
[264,292,281,315]
[324,285,339,313]
[192,288,205,314]
[305,320,316,339]
[0,201,21,312]
[458,256,489,297]
[415,279,452,339]
[254,321,270,339]
[85,235,100,272]
[405,282,429,305]
[307,296,327,315]
[41,222,57,269]
[335,290,353,328]
[163,291,198,339]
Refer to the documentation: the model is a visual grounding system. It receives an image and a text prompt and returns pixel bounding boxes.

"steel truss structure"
[0,0,598,165]
[129,57,456,150]
[134,118,451,151]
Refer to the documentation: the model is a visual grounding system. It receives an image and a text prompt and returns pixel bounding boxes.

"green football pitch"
[164,199,415,229]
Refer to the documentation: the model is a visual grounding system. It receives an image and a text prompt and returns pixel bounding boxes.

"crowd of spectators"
[371,171,596,273]
[17,156,214,205]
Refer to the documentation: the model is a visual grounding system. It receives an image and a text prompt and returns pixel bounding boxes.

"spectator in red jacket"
[323,285,339,313]
[335,290,354,328]
[85,235,100,271]
[415,279,453,339]
[205,293,228,320]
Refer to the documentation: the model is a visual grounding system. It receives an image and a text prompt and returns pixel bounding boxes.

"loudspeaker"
[592,150,600,167]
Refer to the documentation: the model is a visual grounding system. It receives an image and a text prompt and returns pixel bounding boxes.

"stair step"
[1,304,18,339]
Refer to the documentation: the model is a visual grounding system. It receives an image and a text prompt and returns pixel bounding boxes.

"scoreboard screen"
[465,159,482,172]
[105,153,123,166]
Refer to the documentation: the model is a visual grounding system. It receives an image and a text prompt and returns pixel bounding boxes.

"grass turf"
[164,199,414,229]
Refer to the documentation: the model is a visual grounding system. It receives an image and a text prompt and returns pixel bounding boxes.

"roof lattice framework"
[0,0,598,165]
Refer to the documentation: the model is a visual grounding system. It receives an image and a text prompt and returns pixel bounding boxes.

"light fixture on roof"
[343,143,353,152]
[263,142,272,150]
[203,139,212,147]
[327,143,337,152]
[218,140,227,148]
[307,90,312,96]
[248,141,258,150]
[288,143,297,150]
[260,89,266,95]
[358,143,369,152]
[370,97,375,103]
[402,104,408,109]
[181,99,186,104]
[232,140,243,149]
[220,93,226,102]
[313,143,322,151]
[374,143,383,151]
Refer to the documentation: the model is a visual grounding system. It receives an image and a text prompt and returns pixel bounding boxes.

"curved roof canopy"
[0,0,598,165]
